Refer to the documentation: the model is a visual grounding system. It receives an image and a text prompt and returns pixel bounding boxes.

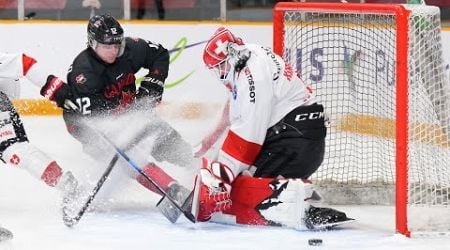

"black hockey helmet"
[87,14,124,48]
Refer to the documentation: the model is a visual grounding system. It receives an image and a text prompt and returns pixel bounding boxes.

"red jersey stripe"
[22,53,37,76]
[222,130,262,165]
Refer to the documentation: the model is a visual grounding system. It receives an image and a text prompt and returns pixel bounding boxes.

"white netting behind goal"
[277,3,450,233]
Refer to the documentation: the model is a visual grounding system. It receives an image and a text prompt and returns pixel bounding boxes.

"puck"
[308,238,323,246]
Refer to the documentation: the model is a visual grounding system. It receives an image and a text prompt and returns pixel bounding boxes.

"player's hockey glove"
[192,158,234,222]
[40,75,79,112]
[136,73,164,107]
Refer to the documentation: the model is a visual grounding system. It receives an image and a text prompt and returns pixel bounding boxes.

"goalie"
[192,27,351,229]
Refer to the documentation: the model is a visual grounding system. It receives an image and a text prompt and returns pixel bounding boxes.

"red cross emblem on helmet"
[203,27,244,69]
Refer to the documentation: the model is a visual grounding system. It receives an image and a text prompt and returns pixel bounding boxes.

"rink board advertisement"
[0,22,272,119]
[0,22,272,102]
[1,22,450,138]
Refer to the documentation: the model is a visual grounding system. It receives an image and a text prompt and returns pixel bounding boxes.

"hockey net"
[274,2,450,236]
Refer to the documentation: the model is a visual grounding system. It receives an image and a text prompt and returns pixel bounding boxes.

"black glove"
[136,73,164,105]
[40,75,79,112]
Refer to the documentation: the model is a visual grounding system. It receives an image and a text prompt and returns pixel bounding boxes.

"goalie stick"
[62,125,153,227]
[97,131,196,223]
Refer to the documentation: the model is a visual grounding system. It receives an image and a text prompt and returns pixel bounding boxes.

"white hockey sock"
[3,142,63,187]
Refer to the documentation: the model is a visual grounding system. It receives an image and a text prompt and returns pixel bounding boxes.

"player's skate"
[156,183,193,223]
[304,205,355,229]
[0,225,13,241]
[58,171,82,226]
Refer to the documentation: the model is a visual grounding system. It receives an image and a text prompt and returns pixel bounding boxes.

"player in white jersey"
[191,27,350,229]
[0,52,80,234]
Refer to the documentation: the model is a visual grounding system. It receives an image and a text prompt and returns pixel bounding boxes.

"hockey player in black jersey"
[40,14,193,215]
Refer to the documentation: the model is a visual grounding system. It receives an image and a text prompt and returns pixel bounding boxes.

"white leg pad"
[258,179,320,229]
[210,176,322,230]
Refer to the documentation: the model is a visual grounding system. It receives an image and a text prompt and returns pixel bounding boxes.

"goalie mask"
[87,14,125,58]
[203,27,245,82]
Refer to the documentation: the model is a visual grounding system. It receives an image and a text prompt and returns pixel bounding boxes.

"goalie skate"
[0,226,13,241]
[303,206,355,230]
[156,183,193,223]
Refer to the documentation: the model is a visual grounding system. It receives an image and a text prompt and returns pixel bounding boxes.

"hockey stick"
[62,125,152,227]
[62,154,119,227]
[168,40,207,54]
[97,131,196,223]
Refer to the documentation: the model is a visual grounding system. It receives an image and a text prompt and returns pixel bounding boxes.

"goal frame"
[273,2,410,236]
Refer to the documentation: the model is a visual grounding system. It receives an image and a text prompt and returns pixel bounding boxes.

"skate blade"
[311,218,356,230]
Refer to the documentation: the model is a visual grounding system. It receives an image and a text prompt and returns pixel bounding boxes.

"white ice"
[1,115,450,250]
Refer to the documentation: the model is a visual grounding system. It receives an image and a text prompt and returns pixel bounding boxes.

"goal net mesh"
[278,4,450,232]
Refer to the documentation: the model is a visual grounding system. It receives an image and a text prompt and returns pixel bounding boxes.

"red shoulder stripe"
[22,53,37,76]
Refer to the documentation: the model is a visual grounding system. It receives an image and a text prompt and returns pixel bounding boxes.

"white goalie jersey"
[217,44,317,178]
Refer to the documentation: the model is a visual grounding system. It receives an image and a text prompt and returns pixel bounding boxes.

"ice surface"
[1,116,450,250]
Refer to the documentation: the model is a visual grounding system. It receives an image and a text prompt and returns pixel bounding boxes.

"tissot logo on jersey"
[244,68,255,103]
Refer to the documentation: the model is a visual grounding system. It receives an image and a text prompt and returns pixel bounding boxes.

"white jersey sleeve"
[0,52,50,91]
[216,44,316,180]
[0,52,25,80]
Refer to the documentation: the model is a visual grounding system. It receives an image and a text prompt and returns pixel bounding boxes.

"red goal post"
[274,2,450,237]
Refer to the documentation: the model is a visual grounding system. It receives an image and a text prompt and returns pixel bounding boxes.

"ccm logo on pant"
[294,112,324,121]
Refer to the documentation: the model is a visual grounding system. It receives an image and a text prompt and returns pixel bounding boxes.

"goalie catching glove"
[40,75,79,112]
[192,158,234,222]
